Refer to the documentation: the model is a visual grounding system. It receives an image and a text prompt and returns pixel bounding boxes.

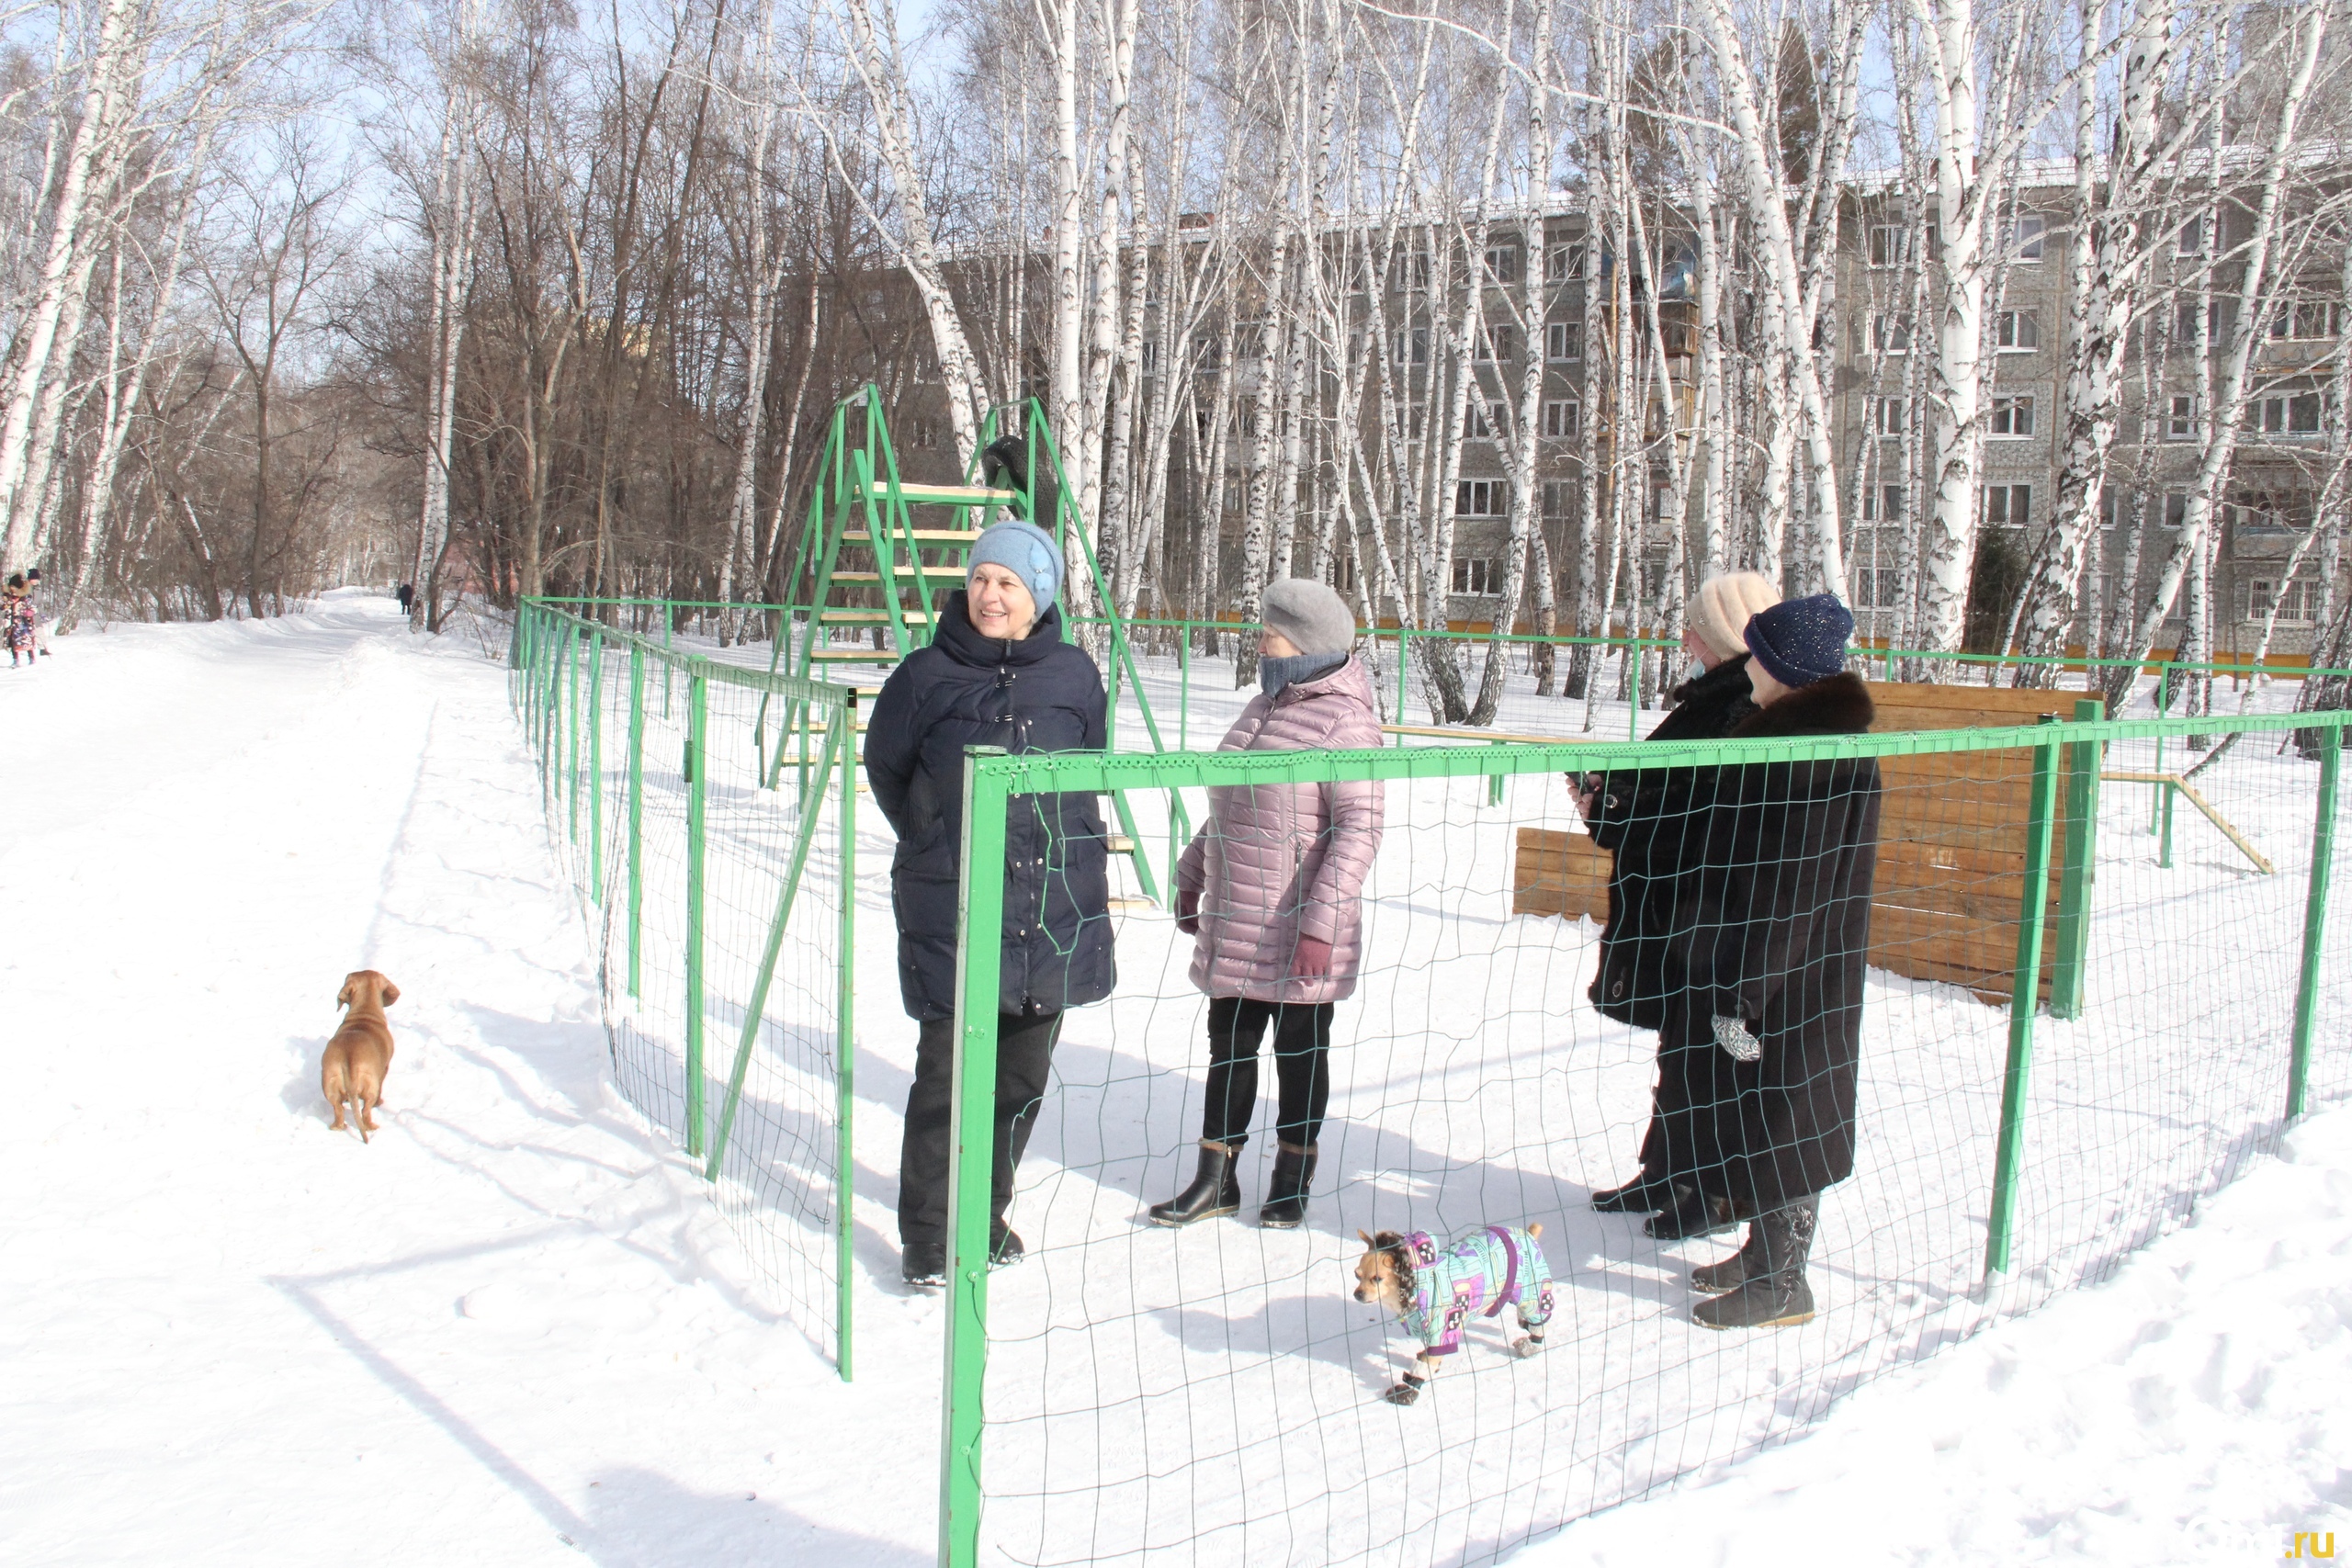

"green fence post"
[684,670,708,1158]
[940,747,1010,1568]
[628,643,645,999]
[567,625,583,845]
[1179,634,1190,750]
[2049,697,2103,1020]
[1627,643,1644,741]
[1396,629,1411,736]
[2151,663,2170,836]
[1985,719,2063,1278]
[836,694,859,1382]
[589,632,605,904]
[2159,778,2177,868]
[2289,722,2343,1120]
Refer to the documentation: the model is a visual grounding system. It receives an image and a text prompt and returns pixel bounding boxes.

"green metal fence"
[937,705,2347,1567]
[509,599,861,1375]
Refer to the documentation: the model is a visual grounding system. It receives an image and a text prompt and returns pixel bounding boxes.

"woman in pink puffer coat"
[1149,579,1386,1229]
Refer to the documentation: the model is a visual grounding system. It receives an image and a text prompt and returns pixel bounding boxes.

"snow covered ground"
[2,592,2345,1567]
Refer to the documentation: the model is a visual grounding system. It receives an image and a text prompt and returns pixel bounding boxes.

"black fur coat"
[1653,671,1882,1211]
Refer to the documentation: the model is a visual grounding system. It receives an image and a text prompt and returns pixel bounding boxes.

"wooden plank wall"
[1511,682,2089,1004]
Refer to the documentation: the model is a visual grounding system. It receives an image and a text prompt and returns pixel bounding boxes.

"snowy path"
[0,594,935,1566]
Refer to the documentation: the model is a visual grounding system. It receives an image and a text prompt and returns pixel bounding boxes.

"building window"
[2006,214,2046,262]
[2271,301,2343,340]
[1464,399,1499,439]
[1455,479,1507,516]
[2167,394,2197,439]
[2177,217,2204,255]
[1192,333,1223,373]
[2246,390,2325,436]
[1392,326,1429,365]
[1546,240,1586,282]
[1485,243,1521,284]
[1989,394,2036,436]
[1871,396,1910,437]
[1474,322,1517,362]
[1869,226,1911,268]
[1857,568,1905,608]
[2246,575,2319,625]
[1995,310,2039,351]
[1451,556,1501,595]
[1870,314,1912,354]
[909,416,941,449]
[1542,479,1576,518]
[2228,488,2312,531]
[1543,399,1580,439]
[2172,301,2201,345]
[1984,483,2031,527]
[1860,482,1905,521]
[1546,321,1582,361]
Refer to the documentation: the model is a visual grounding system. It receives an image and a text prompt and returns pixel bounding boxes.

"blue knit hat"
[1744,592,1854,687]
[967,520,1062,610]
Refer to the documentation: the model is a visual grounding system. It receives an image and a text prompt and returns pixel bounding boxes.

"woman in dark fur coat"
[1656,592,1881,1331]
[1577,571,1778,1234]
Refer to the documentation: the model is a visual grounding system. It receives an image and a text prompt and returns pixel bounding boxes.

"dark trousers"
[899,1010,1061,1252]
[1201,997,1334,1149]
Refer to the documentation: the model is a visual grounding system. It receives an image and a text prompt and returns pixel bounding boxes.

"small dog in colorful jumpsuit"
[1352,1224,1555,1404]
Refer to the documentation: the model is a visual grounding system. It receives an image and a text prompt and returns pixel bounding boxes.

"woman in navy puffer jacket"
[865,520,1114,1287]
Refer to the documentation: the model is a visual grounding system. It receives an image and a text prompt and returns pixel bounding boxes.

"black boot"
[1643,1184,1737,1240]
[1148,1140,1242,1225]
[1690,1221,1768,1294]
[1258,1142,1317,1228]
[1590,1175,1675,1214]
[1694,1200,1817,1329]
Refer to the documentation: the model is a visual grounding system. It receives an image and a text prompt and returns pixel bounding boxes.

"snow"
[1512,1103,2352,1567]
[1,592,2344,1567]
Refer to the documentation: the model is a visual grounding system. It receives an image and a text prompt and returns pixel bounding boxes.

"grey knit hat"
[1261,578,1356,657]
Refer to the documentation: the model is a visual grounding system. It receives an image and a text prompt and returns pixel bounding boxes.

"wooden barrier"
[1510,682,2087,1005]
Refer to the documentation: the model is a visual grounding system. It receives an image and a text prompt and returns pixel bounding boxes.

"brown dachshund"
[322,970,400,1141]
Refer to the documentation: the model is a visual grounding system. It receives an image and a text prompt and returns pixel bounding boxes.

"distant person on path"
[397,582,415,615]
[1577,570,1780,1240]
[5,573,35,667]
[865,519,1114,1288]
[1661,592,1881,1331]
[1150,578,1385,1230]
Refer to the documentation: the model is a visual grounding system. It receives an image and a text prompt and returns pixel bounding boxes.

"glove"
[1290,936,1334,979]
[1712,1013,1761,1063]
[1175,888,1201,936]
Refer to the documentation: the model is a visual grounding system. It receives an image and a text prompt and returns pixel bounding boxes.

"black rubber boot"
[1258,1142,1318,1228]
[902,1241,947,1290]
[1694,1200,1817,1329]
[1690,1221,1768,1294]
[1591,1175,1675,1214]
[1643,1184,1737,1240]
[989,1228,1024,1271]
[1148,1140,1242,1226]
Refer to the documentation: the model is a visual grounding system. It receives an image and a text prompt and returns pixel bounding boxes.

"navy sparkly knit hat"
[967,520,1063,609]
[1744,592,1854,687]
